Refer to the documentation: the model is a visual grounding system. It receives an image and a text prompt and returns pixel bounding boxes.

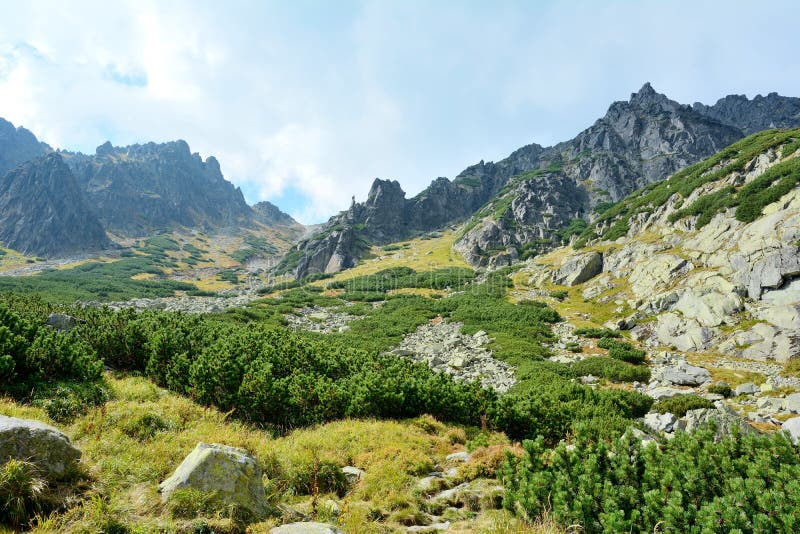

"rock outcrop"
[0,153,110,257]
[159,442,270,520]
[0,415,81,478]
[0,118,50,175]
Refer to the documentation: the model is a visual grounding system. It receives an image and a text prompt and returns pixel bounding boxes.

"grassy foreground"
[0,374,559,533]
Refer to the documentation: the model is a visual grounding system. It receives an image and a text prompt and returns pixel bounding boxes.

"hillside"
[0,153,110,257]
[284,84,800,278]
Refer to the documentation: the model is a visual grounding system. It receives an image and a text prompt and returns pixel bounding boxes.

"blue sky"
[0,0,798,223]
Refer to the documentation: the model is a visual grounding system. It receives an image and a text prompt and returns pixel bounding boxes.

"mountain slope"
[0,153,110,257]
[518,128,800,363]
[286,84,800,277]
[693,92,800,134]
[62,141,256,237]
[0,118,50,175]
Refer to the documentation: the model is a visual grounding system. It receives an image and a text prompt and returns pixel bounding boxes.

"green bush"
[652,394,714,417]
[549,290,568,301]
[708,383,733,398]
[571,357,650,382]
[596,338,646,364]
[573,327,621,338]
[502,428,800,533]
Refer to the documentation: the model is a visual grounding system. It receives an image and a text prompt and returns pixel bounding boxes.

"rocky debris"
[553,251,603,286]
[285,306,361,334]
[82,291,259,314]
[734,382,760,396]
[0,415,81,478]
[390,321,516,393]
[46,312,80,332]
[782,417,800,444]
[271,523,343,534]
[159,443,269,520]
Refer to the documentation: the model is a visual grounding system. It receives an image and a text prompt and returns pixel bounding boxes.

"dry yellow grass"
[0,375,523,533]
[323,231,469,285]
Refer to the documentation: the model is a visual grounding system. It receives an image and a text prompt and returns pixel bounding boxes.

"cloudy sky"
[0,1,798,223]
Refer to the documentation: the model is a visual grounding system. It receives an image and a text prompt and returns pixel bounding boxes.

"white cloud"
[0,0,797,224]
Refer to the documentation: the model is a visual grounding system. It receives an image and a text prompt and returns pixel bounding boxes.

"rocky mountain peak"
[366,178,405,207]
[0,153,109,257]
[0,118,50,175]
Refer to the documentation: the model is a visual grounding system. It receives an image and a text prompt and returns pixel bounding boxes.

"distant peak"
[628,82,673,109]
[96,141,114,157]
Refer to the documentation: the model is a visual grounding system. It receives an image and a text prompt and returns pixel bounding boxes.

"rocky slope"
[0,153,110,257]
[0,118,50,175]
[62,140,256,236]
[287,84,800,277]
[519,128,800,376]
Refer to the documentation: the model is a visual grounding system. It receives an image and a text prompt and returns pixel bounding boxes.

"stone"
[782,417,800,444]
[552,251,603,286]
[445,451,470,463]
[341,466,364,484]
[45,312,79,332]
[646,386,690,400]
[271,523,343,534]
[756,397,783,411]
[659,362,711,386]
[407,523,451,533]
[159,443,269,519]
[783,393,800,413]
[680,407,757,440]
[0,415,81,478]
[735,382,760,396]
[644,412,677,433]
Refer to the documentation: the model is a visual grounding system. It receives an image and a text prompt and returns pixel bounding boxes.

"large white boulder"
[159,442,269,519]
[0,415,81,478]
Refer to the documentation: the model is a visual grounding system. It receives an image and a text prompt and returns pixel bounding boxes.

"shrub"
[289,459,349,497]
[597,338,646,364]
[549,290,568,301]
[573,327,621,338]
[652,394,714,417]
[571,357,650,382]
[565,341,581,353]
[121,413,174,441]
[502,428,800,533]
[708,382,733,398]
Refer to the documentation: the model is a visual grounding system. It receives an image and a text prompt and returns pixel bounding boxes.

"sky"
[0,1,798,224]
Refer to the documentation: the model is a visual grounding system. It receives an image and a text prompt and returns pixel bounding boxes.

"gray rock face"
[63,141,256,237]
[0,153,110,257]
[289,83,799,277]
[271,523,343,534]
[692,92,800,135]
[0,117,50,175]
[159,442,269,519]
[0,415,81,478]
[553,251,603,286]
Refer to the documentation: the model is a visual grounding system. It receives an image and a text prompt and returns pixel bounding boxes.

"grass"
[322,231,469,284]
[0,374,516,533]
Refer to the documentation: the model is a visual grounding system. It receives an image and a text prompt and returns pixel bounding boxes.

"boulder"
[680,407,757,440]
[553,251,603,286]
[159,443,269,519]
[445,451,470,463]
[782,417,800,444]
[659,362,711,386]
[271,523,343,534]
[783,393,800,413]
[45,312,80,332]
[644,412,677,433]
[341,466,364,484]
[734,382,760,396]
[0,415,81,478]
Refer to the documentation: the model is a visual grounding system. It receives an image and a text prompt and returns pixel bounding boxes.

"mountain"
[252,200,301,228]
[284,84,800,277]
[0,118,50,175]
[693,92,800,135]
[520,127,800,362]
[62,140,255,237]
[0,153,110,257]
